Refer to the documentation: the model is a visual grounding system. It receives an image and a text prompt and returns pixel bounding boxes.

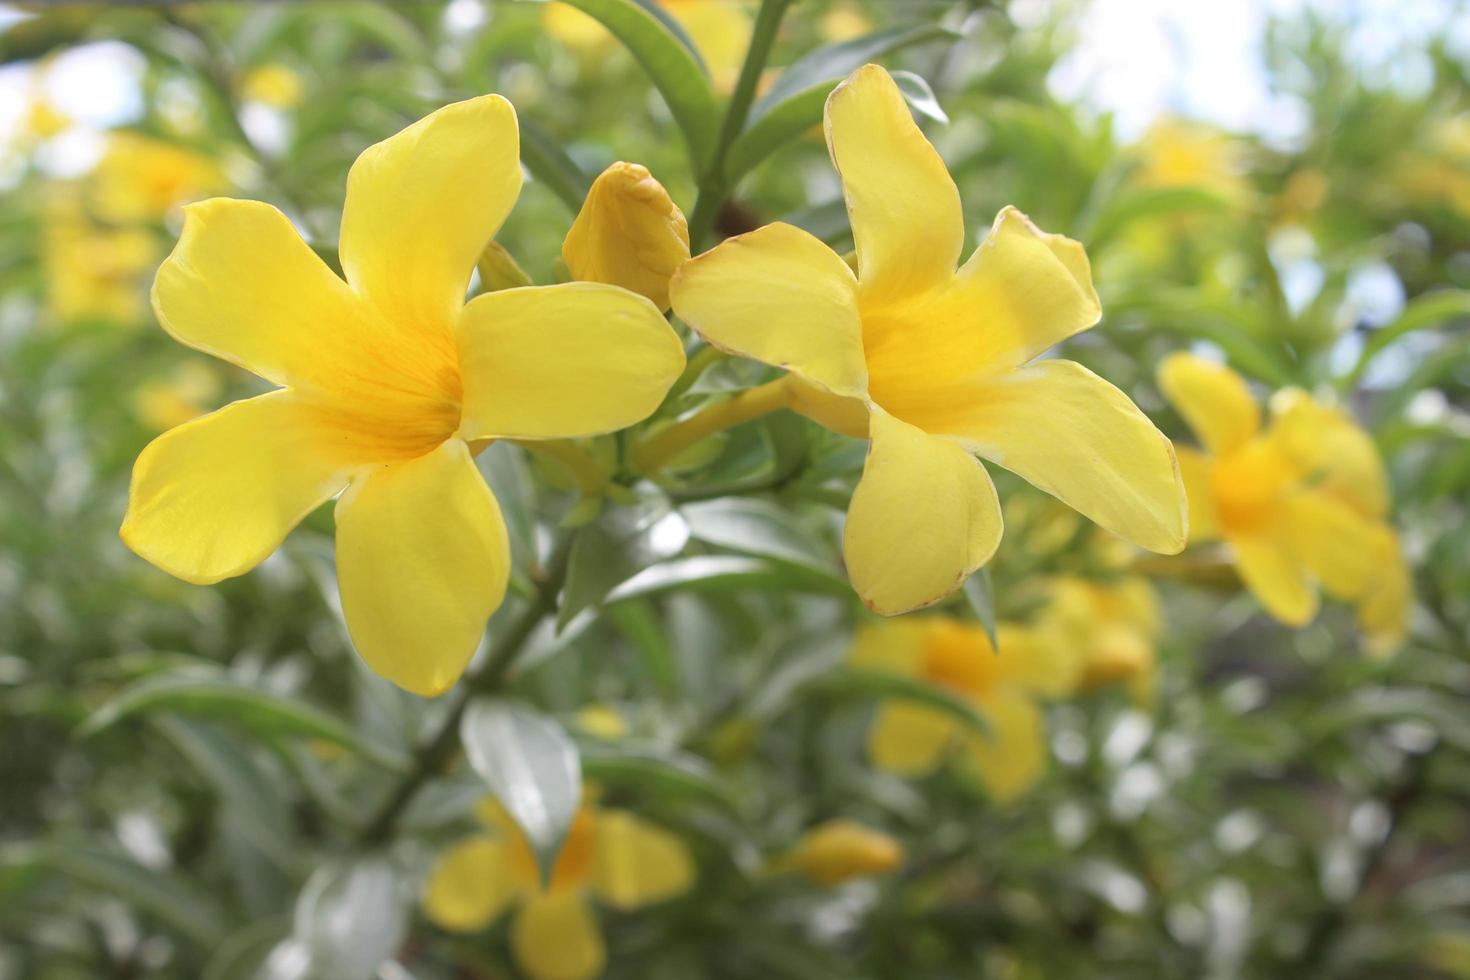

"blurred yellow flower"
[90,132,224,223]
[543,1,751,91]
[424,799,695,980]
[850,617,1053,804]
[1133,117,1250,203]
[672,64,1187,615]
[1160,353,1410,646]
[1395,114,1470,217]
[241,62,304,109]
[132,361,224,432]
[563,161,690,310]
[42,190,158,325]
[777,818,903,885]
[120,96,685,696]
[1039,576,1161,703]
[24,96,70,141]
[819,2,872,42]
[575,704,629,740]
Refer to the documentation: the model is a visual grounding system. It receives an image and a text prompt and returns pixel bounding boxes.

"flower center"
[920,622,1000,699]
[1211,439,1292,534]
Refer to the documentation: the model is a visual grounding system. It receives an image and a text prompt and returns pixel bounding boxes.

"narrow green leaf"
[520,117,593,213]
[559,492,688,629]
[607,555,851,603]
[293,857,410,980]
[461,698,583,883]
[202,917,291,980]
[1343,289,1470,390]
[1086,185,1230,251]
[521,0,721,168]
[608,600,680,700]
[681,497,834,572]
[962,569,999,652]
[78,669,410,771]
[890,69,948,123]
[810,668,992,738]
[726,23,958,182]
[1,843,228,947]
[580,742,741,812]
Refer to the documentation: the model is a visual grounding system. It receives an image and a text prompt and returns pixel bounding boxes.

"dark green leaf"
[293,857,409,980]
[520,117,594,213]
[963,569,999,651]
[580,742,741,812]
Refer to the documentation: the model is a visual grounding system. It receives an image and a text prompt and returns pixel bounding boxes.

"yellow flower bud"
[242,63,304,109]
[563,162,690,311]
[781,819,904,886]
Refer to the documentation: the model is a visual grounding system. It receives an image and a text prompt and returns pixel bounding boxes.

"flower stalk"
[632,376,791,474]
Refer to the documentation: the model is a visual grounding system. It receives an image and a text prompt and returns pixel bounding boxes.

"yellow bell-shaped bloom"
[850,617,1053,804]
[1132,117,1251,204]
[1160,353,1410,646]
[1038,576,1161,703]
[90,132,224,223]
[563,161,690,311]
[42,189,158,325]
[671,65,1187,615]
[120,96,685,696]
[423,799,695,980]
[778,818,904,885]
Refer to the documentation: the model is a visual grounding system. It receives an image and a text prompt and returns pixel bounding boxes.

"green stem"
[356,534,575,845]
[688,0,792,249]
[632,377,791,474]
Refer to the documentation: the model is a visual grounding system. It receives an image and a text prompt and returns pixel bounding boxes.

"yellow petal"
[121,391,352,585]
[591,810,695,910]
[1281,489,1379,600]
[868,700,959,775]
[965,686,1046,804]
[847,618,934,676]
[670,222,866,398]
[1176,446,1222,542]
[458,282,685,441]
[780,819,904,886]
[339,95,521,336]
[1269,389,1389,518]
[1231,533,1317,626]
[844,411,1002,614]
[152,199,371,389]
[1158,352,1260,454]
[1358,525,1412,658]
[563,162,690,311]
[422,836,520,933]
[995,623,1084,699]
[666,0,751,91]
[863,208,1101,411]
[784,375,870,439]
[334,440,509,697]
[913,359,1187,555]
[511,891,606,980]
[825,64,962,305]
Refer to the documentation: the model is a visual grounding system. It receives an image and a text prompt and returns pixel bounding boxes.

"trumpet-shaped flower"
[42,188,158,325]
[671,64,1187,615]
[121,97,685,695]
[1038,576,1161,702]
[1160,353,1410,646]
[423,799,695,980]
[563,161,690,311]
[850,617,1057,803]
[91,132,224,223]
[776,818,904,886]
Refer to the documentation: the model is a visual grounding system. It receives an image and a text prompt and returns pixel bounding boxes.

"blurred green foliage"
[1,1,1469,978]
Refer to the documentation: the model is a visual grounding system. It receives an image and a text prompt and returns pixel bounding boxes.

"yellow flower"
[423,799,695,980]
[42,189,158,325]
[671,65,1186,615]
[1159,353,1409,639]
[543,1,751,92]
[819,2,872,43]
[132,361,224,432]
[575,705,629,740]
[90,132,224,223]
[777,818,903,885]
[1038,576,1160,702]
[563,162,690,311]
[241,63,304,109]
[120,97,685,696]
[850,617,1051,804]
[1132,117,1250,203]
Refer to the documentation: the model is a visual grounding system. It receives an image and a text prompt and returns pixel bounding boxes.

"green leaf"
[1085,185,1231,251]
[681,497,835,572]
[78,669,411,771]
[890,69,948,124]
[1,843,228,947]
[1308,688,1470,753]
[522,0,721,168]
[608,600,680,701]
[460,698,583,883]
[726,23,959,182]
[963,569,999,651]
[1343,289,1470,390]
[202,917,291,980]
[293,857,410,980]
[559,492,688,630]
[153,717,300,874]
[579,742,741,812]
[607,555,851,603]
[520,117,594,213]
[808,668,992,738]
